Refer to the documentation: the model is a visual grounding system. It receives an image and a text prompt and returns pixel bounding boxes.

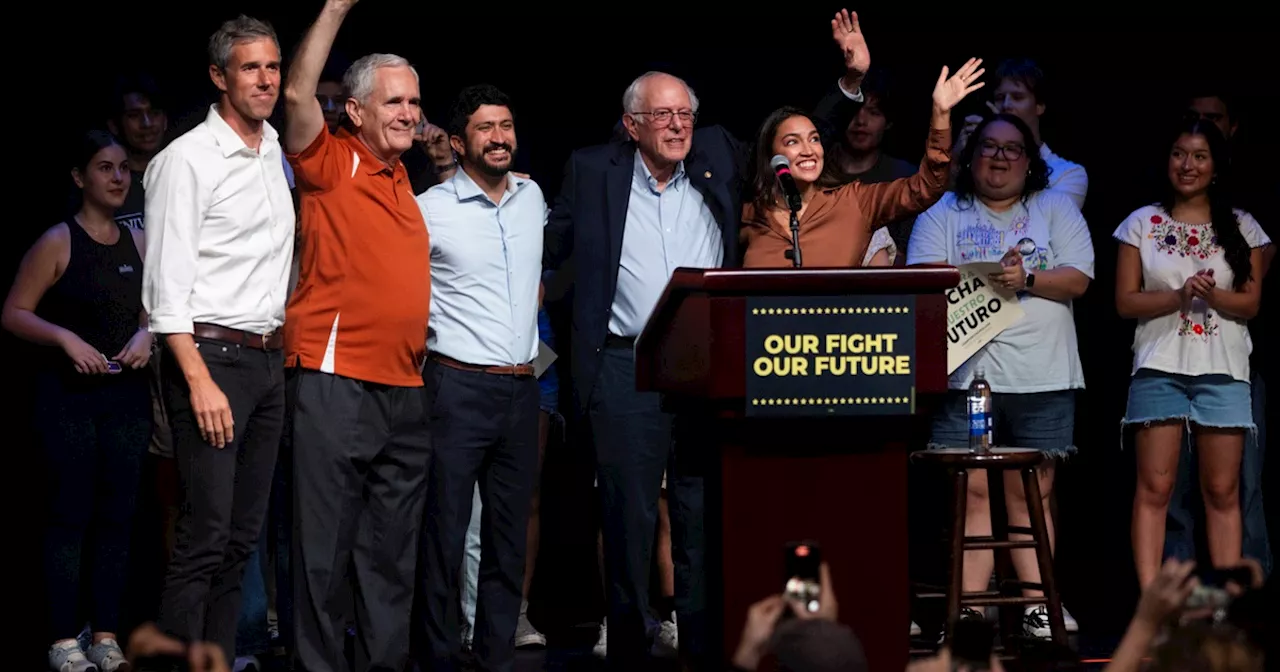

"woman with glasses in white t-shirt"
[1116,119,1270,589]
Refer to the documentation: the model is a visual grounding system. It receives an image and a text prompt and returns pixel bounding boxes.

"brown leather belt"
[193,322,283,351]
[430,353,534,377]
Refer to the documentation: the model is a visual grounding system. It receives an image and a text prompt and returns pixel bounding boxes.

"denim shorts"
[930,389,1077,459]
[537,307,559,414]
[1122,368,1254,431]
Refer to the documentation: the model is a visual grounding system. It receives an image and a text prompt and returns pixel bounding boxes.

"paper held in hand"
[946,262,1025,374]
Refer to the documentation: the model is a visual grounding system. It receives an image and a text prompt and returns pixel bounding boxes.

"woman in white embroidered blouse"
[1116,119,1269,588]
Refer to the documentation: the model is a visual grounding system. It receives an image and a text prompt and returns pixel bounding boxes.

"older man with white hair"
[282,0,432,670]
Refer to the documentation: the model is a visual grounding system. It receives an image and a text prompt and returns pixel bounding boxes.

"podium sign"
[744,295,917,417]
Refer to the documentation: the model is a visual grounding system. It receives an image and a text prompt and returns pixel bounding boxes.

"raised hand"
[933,58,986,113]
[831,9,869,75]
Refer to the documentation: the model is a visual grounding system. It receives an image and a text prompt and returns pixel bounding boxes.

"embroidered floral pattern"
[1147,214,1220,260]
[1177,309,1220,339]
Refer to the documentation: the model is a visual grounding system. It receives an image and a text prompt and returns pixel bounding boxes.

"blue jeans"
[1164,371,1271,577]
[235,532,271,656]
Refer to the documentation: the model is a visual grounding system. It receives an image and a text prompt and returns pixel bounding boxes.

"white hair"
[622,71,700,115]
[344,53,420,104]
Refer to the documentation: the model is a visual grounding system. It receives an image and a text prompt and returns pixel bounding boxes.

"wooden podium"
[635,267,958,672]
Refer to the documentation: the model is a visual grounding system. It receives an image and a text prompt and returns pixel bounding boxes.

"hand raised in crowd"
[831,9,870,75]
[415,120,452,165]
[126,623,232,672]
[60,332,110,375]
[933,58,986,113]
[114,328,154,370]
[1134,558,1198,628]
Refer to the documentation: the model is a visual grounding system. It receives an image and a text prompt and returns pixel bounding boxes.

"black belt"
[604,334,636,349]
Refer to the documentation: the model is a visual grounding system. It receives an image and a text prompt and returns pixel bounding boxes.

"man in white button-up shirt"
[141,15,295,662]
[413,84,545,672]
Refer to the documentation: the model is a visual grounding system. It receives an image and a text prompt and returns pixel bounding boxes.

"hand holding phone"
[784,540,822,614]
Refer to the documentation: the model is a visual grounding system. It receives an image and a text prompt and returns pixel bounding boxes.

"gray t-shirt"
[907,189,1095,393]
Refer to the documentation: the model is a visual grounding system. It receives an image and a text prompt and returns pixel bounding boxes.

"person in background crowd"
[953,57,1087,212]
[106,73,168,231]
[283,0,433,668]
[1119,119,1269,588]
[908,113,1094,639]
[740,56,982,268]
[828,69,920,261]
[316,65,345,134]
[1165,88,1274,580]
[145,14,295,664]
[5,130,153,672]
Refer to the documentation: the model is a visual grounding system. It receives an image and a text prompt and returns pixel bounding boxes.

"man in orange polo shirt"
[282,1,431,670]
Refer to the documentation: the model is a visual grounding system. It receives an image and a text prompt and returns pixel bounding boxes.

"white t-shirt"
[1113,205,1271,383]
[908,190,1095,393]
[861,227,897,266]
[1040,143,1087,211]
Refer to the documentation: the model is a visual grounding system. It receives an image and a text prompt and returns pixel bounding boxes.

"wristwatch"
[1025,273,1036,289]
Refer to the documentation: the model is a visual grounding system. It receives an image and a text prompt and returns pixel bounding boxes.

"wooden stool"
[911,447,1068,647]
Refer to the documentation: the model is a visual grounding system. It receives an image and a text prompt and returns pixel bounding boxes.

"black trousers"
[291,369,431,672]
[590,345,706,669]
[416,359,540,672]
[158,338,285,663]
[37,371,151,641]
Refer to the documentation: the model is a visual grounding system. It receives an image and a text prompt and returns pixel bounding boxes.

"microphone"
[770,154,804,267]
[770,154,803,213]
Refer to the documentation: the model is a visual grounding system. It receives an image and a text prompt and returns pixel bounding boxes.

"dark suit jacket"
[545,88,862,411]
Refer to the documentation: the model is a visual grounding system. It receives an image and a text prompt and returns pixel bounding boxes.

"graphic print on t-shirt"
[956,212,1049,271]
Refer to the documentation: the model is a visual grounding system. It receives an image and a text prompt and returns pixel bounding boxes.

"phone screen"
[106,360,123,374]
[784,540,821,613]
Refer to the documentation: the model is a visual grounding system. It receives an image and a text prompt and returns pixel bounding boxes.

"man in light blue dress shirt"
[413,84,545,672]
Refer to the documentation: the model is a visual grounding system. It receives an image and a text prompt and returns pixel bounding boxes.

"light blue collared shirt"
[417,168,547,366]
[609,153,723,337]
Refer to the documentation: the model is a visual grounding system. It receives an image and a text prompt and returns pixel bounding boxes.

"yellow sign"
[745,296,917,417]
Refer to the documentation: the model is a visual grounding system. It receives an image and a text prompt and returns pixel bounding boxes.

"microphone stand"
[784,197,803,268]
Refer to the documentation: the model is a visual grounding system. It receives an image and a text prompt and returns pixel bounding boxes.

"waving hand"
[933,58,985,112]
[831,9,870,76]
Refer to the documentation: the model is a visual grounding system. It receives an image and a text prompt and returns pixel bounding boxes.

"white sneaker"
[85,639,128,672]
[49,640,97,672]
[592,620,608,658]
[909,621,922,637]
[514,612,547,649]
[653,612,678,658]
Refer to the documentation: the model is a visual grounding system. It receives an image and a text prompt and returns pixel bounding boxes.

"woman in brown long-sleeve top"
[741,58,987,268]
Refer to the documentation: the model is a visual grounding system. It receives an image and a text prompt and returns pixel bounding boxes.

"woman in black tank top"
[2,130,153,672]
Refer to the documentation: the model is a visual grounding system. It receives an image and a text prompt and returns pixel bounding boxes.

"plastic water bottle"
[967,369,992,453]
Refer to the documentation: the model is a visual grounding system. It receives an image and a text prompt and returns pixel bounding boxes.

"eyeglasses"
[978,142,1026,160]
[630,109,697,127]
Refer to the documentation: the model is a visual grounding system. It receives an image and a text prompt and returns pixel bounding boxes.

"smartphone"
[106,360,123,374]
[783,540,821,613]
